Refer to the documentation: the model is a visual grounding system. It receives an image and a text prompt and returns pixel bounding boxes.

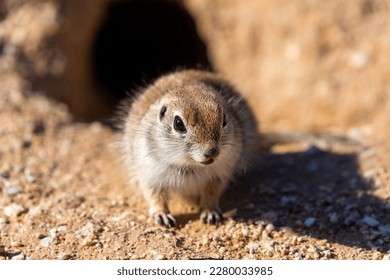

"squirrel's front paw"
[151,212,176,228]
[200,209,223,225]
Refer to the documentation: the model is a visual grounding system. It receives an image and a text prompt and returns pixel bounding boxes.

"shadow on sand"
[221,147,390,252]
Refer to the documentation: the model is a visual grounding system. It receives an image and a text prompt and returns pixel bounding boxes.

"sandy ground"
[0,0,390,260]
[0,84,389,260]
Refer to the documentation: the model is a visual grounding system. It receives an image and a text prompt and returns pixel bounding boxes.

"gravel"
[329,212,339,224]
[40,237,53,248]
[11,253,25,260]
[3,203,25,217]
[304,217,316,228]
[361,216,380,227]
[246,242,260,251]
[3,183,22,196]
[378,225,390,237]
[344,212,360,226]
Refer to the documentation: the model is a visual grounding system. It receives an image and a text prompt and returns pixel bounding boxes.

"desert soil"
[1,0,390,260]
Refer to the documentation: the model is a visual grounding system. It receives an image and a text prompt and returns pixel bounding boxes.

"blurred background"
[0,0,389,150]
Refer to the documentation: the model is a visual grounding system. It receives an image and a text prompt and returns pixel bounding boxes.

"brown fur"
[120,69,259,227]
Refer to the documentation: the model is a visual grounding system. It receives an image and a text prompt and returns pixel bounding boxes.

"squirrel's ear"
[159,105,167,120]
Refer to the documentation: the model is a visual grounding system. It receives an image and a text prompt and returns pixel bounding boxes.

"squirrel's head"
[155,81,232,167]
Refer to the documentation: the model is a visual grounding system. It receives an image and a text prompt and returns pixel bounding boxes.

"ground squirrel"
[119,69,258,227]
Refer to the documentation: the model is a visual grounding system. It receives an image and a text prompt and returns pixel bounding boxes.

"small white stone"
[263,241,275,253]
[383,254,390,260]
[57,225,67,232]
[304,217,316,228]
[3,183,22,196]
[350,51,369,68]
[362,216,380,227]
[246,242,260,251]
[4,203,25,217]
[27,206,42,217]
[111,216,121,222]
[155,254,166,260]
[363,170,376,180]
[212,232,221,242]
[25,171,36,183]
[40,236,53,248]
[11,253,25,260]
[265,224,275,232]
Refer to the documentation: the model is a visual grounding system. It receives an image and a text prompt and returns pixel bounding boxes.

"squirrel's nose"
[204,146,220,159]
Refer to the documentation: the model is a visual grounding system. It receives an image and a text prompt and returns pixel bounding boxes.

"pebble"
[155,254,166,260]
[82,237,95,247]
[40,236,53,248]
[58,253,72,260]
[218,247,226,254]
[263,241,275,253]
[28,206,42,217]
[362,216,380,227]
[212,233,221,242]
[304,217,316,228]
[0,245,5,253]
[329,212,339,224]
[246,242,259,251]
[11,253,25,260]
[294,252,303,260]
[378,225,390,236]
[265,223,275,232]
[78,222,98,246]
[383,254,390,260]
[323,250,332,258]
[344,212,360,226]
[25,172,36,183]
[363,170,376,180]
[291,236,298,246]
[350,51,368,68]
[281,195,298,205]
[3,183,22,196]
[304,146,322,156]
[57,225,67,232]
[10,241,22,247]
[4,203,25,217]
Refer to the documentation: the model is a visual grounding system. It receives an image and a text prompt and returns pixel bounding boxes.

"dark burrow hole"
[92,0,212,116]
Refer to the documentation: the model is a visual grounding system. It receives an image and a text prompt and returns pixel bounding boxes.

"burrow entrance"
[92,0,211,118]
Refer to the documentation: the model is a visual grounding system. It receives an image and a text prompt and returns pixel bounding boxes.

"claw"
[200,210,223,225]
[153,213,176,228]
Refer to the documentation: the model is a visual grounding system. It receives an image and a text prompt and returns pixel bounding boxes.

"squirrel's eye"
[174,116,186,133]
[223,113,227,127]
[159,105,167,119]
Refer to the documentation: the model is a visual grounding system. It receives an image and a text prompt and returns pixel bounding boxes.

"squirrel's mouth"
[199,158,214,165]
